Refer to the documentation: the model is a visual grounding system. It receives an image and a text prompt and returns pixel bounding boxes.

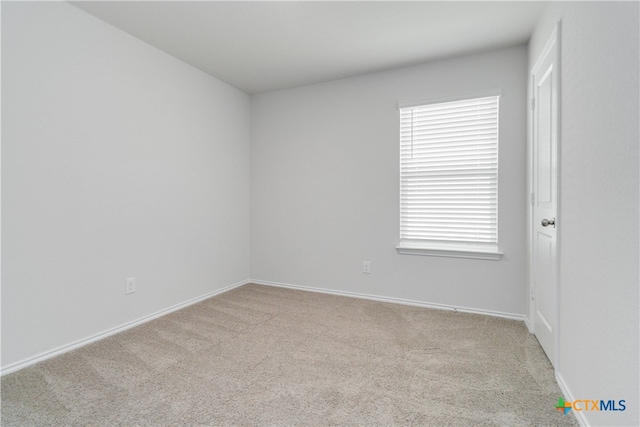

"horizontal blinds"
[400,96,499,244]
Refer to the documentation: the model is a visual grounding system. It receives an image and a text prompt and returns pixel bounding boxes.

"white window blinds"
[399,96,499,248]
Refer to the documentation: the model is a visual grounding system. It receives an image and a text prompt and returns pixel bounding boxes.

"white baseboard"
[556,371,588,426]
[250,279,526,322]
[2,278,526,375]
[1,279,250,376]
[523,315,533,333]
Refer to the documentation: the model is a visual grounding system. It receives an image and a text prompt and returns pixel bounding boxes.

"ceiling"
[70,1,546,95]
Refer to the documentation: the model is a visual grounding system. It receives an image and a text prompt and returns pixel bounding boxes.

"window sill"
[396,242,503,260]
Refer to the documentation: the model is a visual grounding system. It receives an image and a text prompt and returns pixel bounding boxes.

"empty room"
[1,1,638,426]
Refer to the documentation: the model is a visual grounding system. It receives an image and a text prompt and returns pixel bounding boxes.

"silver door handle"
[541,218,556,227]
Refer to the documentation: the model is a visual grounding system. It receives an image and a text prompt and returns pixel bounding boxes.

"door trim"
[528,21,561,368]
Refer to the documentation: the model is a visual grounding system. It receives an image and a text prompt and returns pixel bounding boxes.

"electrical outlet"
[362,261,371,274]
[125,277,136,295]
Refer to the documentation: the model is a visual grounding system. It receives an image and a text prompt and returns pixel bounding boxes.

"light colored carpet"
[1,283,577,426]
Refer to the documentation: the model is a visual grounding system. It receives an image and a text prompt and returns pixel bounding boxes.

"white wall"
[529,2,639,426]
[1,2,250,370]
[251,46,528,316]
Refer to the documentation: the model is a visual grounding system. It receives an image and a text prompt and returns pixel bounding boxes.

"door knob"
[541,218,556,227]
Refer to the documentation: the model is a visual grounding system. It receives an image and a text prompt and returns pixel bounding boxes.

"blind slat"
[399,95,499,245]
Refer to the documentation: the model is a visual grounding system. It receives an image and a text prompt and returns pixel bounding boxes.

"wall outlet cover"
[363,261,371,274]
[125,277,136,295]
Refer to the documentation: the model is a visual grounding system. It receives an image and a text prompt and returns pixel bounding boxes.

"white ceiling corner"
[69,1,546,94]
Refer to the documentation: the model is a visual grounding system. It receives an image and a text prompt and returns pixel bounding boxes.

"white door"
[531,25,560,366]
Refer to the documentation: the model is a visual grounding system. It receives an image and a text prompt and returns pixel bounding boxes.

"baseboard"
[250,279,525,322]
[556,371,588,426]
[1,279,250,376]
[3,278,526,375]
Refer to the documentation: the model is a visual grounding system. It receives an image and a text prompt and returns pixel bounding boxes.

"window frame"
[396,91,503,260]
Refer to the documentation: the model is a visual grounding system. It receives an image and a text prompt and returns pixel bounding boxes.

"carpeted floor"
[1,283,577,426]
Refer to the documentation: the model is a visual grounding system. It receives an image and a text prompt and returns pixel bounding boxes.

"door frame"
[528,21,561,368]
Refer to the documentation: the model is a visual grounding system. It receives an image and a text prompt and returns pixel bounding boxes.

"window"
[396,94,502,260]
